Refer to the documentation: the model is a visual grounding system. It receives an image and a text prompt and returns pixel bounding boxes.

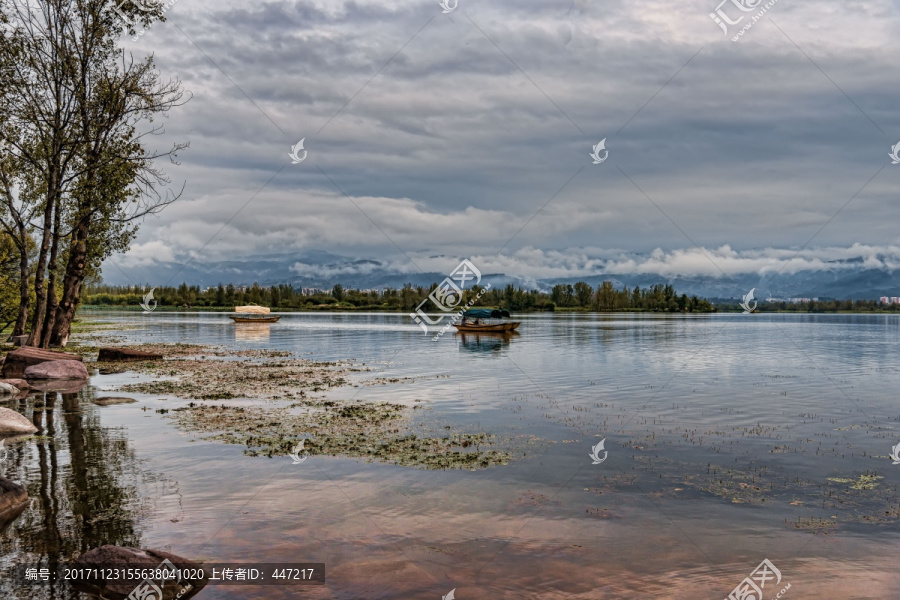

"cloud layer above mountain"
[277,243,900,281]
[105,0,900,284]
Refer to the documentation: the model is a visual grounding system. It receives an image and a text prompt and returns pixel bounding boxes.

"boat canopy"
[235,305,270,314]
[463,309,511,319]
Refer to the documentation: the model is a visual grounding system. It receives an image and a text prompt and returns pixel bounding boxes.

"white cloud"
[116,240,177,268]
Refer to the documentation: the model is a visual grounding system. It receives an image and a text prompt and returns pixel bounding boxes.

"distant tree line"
[78,282,900,315]
[752,299,900,313]
[81,281,716,313]
[541,282,714,312]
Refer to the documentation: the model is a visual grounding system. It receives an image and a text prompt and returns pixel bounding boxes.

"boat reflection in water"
[233,322,271,342]
[457,331,519,353]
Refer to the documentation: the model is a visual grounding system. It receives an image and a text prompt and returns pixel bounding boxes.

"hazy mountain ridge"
[103,252,900,300]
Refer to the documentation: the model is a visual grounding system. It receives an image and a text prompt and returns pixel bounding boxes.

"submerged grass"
[172,402,508,470]
[93,343,509,470]
[626,451,900,530]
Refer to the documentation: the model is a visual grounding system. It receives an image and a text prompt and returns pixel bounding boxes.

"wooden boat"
[230,305,280,323]
[452,308,520,333]
[453,321,519,333]
[230,315,280,323]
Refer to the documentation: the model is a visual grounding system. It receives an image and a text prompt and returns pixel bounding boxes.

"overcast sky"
[109,0,900,282]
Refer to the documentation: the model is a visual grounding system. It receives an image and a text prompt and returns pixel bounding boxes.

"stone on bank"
[24,360,89,380]
[71,545,208,600]
[0,408,38,435]
[2,347,83,379]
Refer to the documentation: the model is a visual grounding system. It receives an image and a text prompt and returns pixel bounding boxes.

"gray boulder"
[0,408,37,435]
[0,383,17,398]
[24,360,88,380]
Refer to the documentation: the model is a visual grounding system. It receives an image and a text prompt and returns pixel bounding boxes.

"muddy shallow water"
[2,311,900,599]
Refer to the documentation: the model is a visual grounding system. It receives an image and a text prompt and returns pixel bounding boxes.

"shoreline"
[75,305,900,314]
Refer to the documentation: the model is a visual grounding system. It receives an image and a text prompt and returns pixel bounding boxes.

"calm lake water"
[2,311,900,599]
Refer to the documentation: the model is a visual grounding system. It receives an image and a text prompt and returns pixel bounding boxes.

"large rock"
[0,383,18,398]
[0,379,30,392]
[98,348,163,362]
[0,408,37,435]
[24,360,89,380]
[71,546,208,600]
[2,347,82,379]
[0,477,28,517]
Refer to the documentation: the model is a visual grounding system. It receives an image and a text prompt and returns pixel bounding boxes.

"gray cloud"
[105,0,900,283]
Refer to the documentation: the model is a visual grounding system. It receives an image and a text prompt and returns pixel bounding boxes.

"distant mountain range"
[102,251,900,301]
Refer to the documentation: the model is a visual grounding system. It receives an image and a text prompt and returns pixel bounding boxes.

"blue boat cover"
[463,309,510,319]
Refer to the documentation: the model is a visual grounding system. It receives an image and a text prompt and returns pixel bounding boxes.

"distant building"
[301,288,327,296]
[892,297,900,305]
[881,296,890,304]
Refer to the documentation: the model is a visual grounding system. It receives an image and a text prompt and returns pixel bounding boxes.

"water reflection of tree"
[0,389,148,599]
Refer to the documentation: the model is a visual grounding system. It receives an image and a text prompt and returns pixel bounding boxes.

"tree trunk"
[50,219,89,348]
[39,207,62,347]
[13,223,30,337]
[26,187,55,347]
